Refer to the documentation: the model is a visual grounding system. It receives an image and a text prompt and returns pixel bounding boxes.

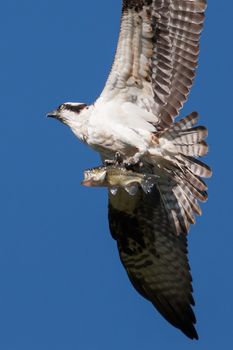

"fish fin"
[124,184,138,196]
[141,176,158,194]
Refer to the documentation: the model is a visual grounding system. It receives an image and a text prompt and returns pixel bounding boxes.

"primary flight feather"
[48,0,210,340]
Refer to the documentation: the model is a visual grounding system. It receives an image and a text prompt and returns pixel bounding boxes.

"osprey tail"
[152,112,212,235]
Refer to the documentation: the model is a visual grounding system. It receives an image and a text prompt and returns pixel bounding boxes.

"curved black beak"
[46,109,58,119]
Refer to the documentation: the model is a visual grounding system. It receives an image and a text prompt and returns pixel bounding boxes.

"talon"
[115,151,123,164]
[104,152,123,167]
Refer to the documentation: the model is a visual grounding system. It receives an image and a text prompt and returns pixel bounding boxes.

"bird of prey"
[48,0,211,340]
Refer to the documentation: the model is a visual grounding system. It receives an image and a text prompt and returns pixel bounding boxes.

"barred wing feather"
[101,0,207,127]
[109,186,198,339]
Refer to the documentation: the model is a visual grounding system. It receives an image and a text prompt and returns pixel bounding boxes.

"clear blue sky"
[0,1,232,349]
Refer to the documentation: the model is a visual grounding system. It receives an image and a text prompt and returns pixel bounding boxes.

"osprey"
[48,0,211,340]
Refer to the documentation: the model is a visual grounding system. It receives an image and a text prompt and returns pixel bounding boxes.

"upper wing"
[101,0,207,127]
[108,186,198,339]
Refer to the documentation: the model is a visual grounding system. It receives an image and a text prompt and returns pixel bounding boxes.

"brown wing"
[101,0,207,127]
[108,186,198,339]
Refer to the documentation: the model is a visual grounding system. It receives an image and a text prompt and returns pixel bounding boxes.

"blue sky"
[0,1,232,349]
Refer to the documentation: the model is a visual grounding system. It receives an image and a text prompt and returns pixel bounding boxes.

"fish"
[81,164,159,196]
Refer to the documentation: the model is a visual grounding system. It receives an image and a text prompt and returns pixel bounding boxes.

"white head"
[47,102,88,126]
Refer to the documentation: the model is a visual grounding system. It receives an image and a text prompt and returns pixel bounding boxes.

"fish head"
[82,167,107,187]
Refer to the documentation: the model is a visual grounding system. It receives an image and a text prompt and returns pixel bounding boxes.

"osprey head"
[47,102,87,125]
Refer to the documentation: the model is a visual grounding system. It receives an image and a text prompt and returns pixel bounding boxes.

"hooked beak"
[46,109,58,119]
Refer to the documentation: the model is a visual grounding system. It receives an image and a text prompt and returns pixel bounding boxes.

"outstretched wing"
[108,186,198,339]
[101,0,207,127]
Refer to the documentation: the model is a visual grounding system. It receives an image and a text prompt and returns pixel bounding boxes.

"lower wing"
[108,185,198,339]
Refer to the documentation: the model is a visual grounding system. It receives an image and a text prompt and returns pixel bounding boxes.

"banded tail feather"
[156,112,211,235]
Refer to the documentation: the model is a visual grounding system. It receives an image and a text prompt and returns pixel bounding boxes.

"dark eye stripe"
[65,104,87,113]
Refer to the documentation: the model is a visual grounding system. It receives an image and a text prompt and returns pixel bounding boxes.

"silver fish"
[82,165,159,196]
